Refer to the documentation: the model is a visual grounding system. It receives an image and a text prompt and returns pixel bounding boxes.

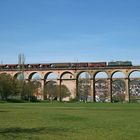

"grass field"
[0,102,140,140]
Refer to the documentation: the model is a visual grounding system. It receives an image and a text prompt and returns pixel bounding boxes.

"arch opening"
[129,71,140,78]
[44,73,59,101]
[95,80,110,102]
[14,73,24,80]
[112,80,125,102]
[95,72,108,79]
[29,72,41,81]
[129,71,140,102]
[44,81,58,100]
[112,71,126,79]
[45,73,58,81]
[60,72,74,101]
[77,72,92,102]
[28,72,42,100]
[95,72,109,102]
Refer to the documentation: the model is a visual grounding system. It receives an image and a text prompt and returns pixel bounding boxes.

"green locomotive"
[108,61,132,66]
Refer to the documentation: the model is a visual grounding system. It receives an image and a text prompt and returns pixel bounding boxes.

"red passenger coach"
[88,62,107,67]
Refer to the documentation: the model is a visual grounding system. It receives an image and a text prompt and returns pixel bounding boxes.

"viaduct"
[0,63,140,102]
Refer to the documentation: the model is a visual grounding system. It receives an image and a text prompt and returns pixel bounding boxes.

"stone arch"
[77,71,92,102]
[94,72,110,102]
[0,72,8,75]
[94,71,109,79]
[44,72,59,100]
[60,71,75,101]
[28,72,42,81]
[112,79,126,102]
[111,71,129,102]
[76,71,92,80]
[128,70,140,78]
[78,71,91,79]
[129,70,140,102]
[14,72,24,80]
[0,72,13,77]
[28,72,43,100]
[44,80,58,100]
[60,71,74,79]
[44,72,58,81]
[111,70,126,79]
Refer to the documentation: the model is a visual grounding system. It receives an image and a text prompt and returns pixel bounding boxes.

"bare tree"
[18,53,25,71]
[18,53,26,99]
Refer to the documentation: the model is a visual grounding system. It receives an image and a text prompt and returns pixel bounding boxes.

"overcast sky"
[0,0,140,64]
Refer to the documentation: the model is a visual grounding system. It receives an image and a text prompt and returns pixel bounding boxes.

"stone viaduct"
[0,63,140,102]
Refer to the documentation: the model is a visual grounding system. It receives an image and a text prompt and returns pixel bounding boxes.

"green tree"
[44,82,71,101]
[0,73,19,101]
[60,84,71,99]
[44,81,58,100]
[21,80,40,101]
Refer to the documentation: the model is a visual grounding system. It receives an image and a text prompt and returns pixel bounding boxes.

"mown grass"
[0,102,140,140]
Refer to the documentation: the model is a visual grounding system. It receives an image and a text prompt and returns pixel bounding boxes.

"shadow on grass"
[0,127,45,134]
[0,127,45,139]
[0,110,10,113]
[0,126,75,138]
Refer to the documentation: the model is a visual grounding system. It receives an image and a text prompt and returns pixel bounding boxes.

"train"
[0,61,133,70]
[50,61,132,68]
[50,62,107,68]
[108,61,132,67]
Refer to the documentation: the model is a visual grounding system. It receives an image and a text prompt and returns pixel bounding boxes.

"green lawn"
[0,102,140,140]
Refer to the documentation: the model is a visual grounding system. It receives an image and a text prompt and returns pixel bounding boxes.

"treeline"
[0,73,40,102]
[0,73,71,102]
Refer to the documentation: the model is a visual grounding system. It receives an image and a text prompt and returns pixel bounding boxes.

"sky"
[0,0,140,65]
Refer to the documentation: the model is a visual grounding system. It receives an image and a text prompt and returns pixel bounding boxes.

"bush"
[69,97,79,102]
[6,99,26,103]
[22,95,39,102]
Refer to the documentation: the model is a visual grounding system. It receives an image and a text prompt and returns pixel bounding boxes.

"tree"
[21,80,40,101]
[18,53,25,99]
[60,84,71,99]
[44,81,58,100]
[44,82,71,101]
[0,73,19,101]
[18,53,25,71]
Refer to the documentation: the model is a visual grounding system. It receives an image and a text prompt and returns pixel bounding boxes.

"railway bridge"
[0,63,140,102]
